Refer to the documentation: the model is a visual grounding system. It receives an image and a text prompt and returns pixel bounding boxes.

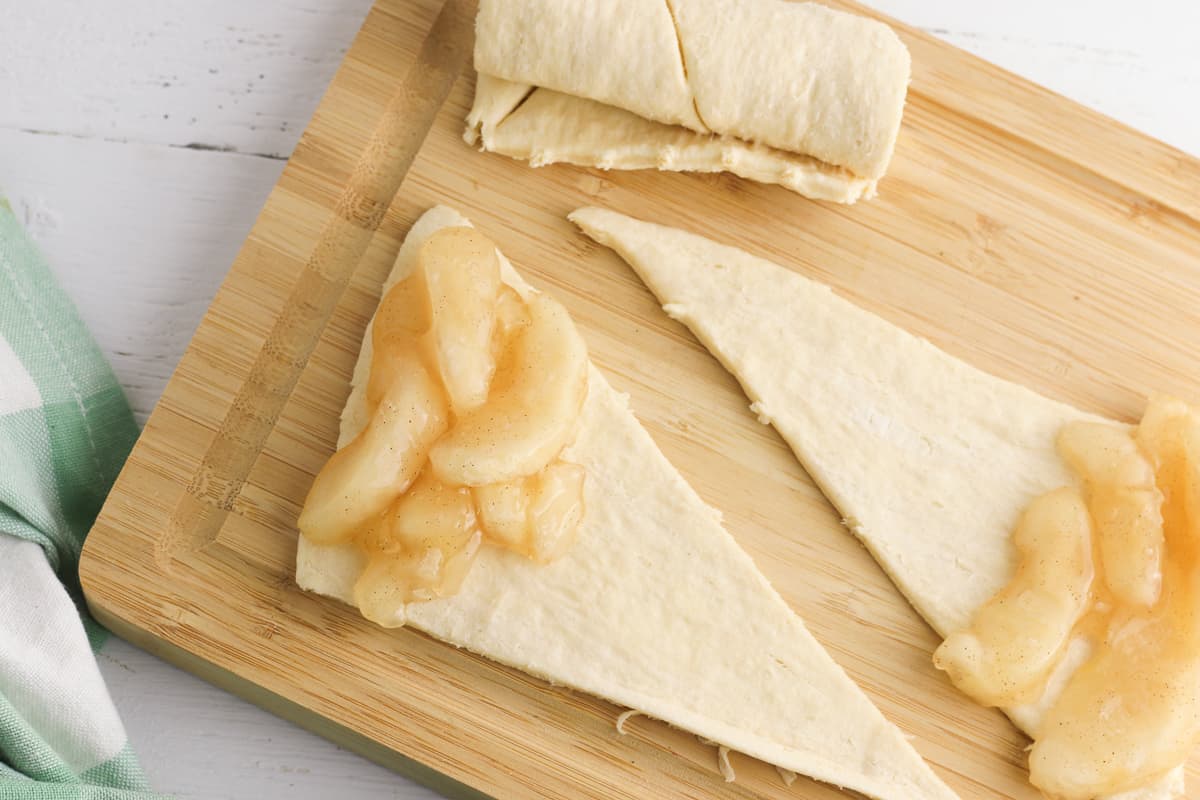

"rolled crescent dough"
[466,76,877,204]
[468,0,910,200]
[570,206,1186,800]
[295,206,959,800]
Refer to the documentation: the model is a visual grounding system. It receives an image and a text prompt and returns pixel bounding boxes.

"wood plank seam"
[155,0,476,571]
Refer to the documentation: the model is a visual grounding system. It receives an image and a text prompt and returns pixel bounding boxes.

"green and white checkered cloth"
[0,196,164,799]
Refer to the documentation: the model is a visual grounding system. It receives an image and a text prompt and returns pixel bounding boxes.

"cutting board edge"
[83,590,494,800]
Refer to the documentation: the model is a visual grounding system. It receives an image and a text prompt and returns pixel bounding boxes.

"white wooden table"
[1,1,1196,797]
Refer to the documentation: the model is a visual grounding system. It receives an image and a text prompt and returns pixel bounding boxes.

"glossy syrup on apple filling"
[935,396,1200,799]
[298,227,588,627]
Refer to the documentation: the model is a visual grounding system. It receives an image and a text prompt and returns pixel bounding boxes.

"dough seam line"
[662,0,712,134]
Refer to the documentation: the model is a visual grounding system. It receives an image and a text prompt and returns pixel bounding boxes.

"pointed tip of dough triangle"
[569,206,665,244]
[568,205,624,241]
[569,206,728,295]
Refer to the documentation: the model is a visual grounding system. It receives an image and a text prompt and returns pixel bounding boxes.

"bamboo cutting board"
[80,0,1200,798]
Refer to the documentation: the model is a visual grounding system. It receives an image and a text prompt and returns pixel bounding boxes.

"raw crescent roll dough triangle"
[295,206,959,800]
[569,206,1186,800]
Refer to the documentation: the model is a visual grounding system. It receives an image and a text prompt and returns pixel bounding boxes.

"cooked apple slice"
[361,254,435,406]
[933,487,1094,707]
[429,293,587,485]
[473,460,585,562]
[1058,422,1164,608]
[492,284,531,354]
[354,470,483,627]
[297,344,449,545]
[528,461,585,563]
[351,556,415,629]
[1137,395,1200,548]
[358,470,478,551]
[421,227,503,416]
[390,470,479,550]
[1029,413,1200,799]
[1028,580,1200,799]
[473,479,530,549]
[354,531,482,628]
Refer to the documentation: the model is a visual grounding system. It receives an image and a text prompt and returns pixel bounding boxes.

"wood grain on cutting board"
[80,0,1200,798]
